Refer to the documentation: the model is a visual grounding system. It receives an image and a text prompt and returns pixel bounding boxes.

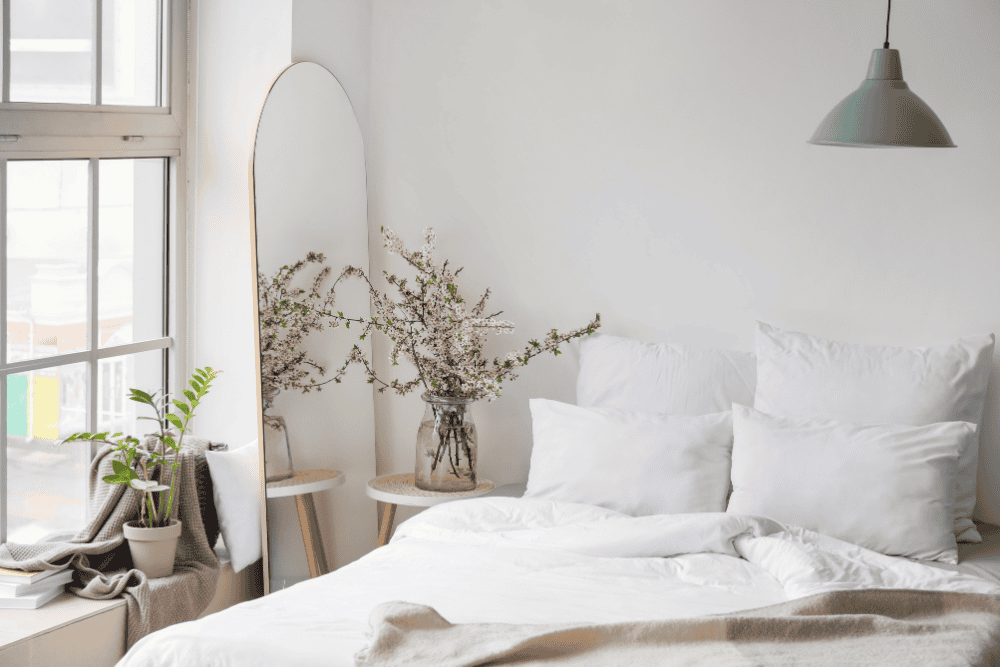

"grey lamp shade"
[810,49,955,147]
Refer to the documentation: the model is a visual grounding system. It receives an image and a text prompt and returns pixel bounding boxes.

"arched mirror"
[250,62,376,594]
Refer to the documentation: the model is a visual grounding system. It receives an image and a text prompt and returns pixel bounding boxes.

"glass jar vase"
[415,394,478,492]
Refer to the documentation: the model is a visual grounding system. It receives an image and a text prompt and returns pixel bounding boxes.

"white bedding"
[118,498,1000,667]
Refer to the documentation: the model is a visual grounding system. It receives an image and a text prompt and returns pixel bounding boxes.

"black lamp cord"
[883,0,891,49]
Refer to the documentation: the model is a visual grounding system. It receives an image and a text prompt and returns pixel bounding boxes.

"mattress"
[118,499,1000,667]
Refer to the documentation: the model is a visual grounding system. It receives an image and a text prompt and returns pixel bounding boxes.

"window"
[0,0,186,545]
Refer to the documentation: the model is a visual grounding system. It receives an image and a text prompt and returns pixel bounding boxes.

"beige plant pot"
[123,520,182,579]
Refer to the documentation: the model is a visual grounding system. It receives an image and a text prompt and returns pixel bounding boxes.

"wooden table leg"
[377,503,397,548]
[294,493,329,577]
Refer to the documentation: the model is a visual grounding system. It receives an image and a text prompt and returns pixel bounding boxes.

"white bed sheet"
[118,498,1000,667]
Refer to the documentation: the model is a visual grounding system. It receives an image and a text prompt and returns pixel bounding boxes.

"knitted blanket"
[0,437,222,648]
[356,589,1000,667]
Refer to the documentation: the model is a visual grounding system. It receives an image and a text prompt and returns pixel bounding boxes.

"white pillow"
[728,404,969,563]
[205,441,263,573]
[525,399,734,516]
[577,334,756,414]
[753,322,994,542]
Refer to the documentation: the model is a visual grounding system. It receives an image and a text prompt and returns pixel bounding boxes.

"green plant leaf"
[165,413,184,430]
[162,435,176,449]
[129,389,154,406]
[102,474,123,484]
[111,459,129,476]
[172,400,192,417]
[182,389,197,403]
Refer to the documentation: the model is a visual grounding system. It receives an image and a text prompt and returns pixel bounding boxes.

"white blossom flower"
[258,253,350,409]
[324,227,601,401]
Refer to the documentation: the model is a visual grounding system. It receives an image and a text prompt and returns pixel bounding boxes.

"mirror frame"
[248,61,372,595]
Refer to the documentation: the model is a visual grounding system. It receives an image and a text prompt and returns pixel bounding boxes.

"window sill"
[0,594,127,667]
[0,548,262,666]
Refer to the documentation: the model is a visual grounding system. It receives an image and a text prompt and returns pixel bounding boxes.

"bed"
[119,496,1000,666]
[119,323,1000,665]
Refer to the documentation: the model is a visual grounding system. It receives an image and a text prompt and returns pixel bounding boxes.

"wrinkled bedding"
[118,498,1000,667]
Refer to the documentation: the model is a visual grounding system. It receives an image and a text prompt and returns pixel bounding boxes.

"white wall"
[189,0,291,449]
[189,0,290,582]
[293,0,372,137]
[350,0,1000,524]
[191,0,378,578]
[206,0,1000,561]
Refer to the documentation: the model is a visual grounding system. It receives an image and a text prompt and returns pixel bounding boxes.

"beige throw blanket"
[0,438,222,648]
[356,589,1000,667]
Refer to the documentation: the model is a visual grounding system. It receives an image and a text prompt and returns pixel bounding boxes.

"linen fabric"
[118,497,1000,667]
[753,321,994,542]
[205,441,263,573]
[728,404,969,563]
[356,592,1000,667]
[576,334,756,414]
[525,399,733,516]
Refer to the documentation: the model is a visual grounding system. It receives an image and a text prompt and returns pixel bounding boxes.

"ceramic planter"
[123,520,182,578]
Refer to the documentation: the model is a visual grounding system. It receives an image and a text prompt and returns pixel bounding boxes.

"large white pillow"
[525,399,734,516]
[205,441,263,573]
[753,322,994,542]
[728,404,969,563]
[577,334,756,414]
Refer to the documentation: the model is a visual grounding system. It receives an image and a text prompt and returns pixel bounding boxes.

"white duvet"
[119,498,1000,667]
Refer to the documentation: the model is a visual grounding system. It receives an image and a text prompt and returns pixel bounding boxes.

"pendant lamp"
[809,0,955,147]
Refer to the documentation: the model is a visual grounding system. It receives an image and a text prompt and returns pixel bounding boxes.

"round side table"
[366,473,495,547]
[266,469,345,578]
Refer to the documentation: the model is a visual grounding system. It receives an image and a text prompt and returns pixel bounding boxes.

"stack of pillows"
[524,322,995,564]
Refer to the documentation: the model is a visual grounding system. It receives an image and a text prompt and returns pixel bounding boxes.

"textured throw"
[0,437,223,648]
[356,589,1000,667]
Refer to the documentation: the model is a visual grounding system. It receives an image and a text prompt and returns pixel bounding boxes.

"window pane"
[11,0,95,104]
[97,350,164,438]
[102,0,159,106]
[6,161,90,361]
[7,363,88,543]
[99,159,165,347]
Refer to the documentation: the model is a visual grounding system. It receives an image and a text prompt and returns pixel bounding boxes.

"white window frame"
[0,0,187,544]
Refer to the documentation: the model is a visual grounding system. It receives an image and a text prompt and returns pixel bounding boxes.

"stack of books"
[0,565,72,609]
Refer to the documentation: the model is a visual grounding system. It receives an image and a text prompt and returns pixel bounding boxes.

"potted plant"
[62,368,219,578]
[325,227,601,491]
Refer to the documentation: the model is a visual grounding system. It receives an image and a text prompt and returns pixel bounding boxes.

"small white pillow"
[205,441,263,573]
[728,404,969,563]
[525,399,734,516]
[577,334,756,415]
[754,322,994,542]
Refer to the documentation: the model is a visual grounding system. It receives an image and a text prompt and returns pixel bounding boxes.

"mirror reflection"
[250,62,376,593]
